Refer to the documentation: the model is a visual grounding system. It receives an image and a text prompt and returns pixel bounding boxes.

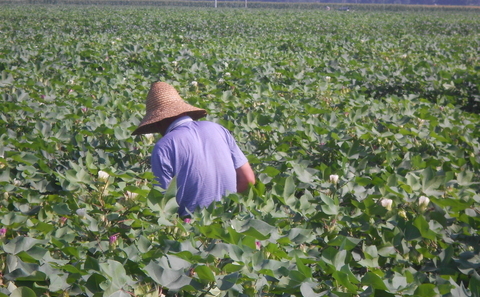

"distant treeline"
[2,0,480,6]
[275,0,480,5]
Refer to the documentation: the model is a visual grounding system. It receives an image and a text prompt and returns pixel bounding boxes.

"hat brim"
[132,82,207,136]
[132,108,206,135]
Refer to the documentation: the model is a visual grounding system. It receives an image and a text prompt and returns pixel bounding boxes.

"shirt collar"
[165,115,193,135]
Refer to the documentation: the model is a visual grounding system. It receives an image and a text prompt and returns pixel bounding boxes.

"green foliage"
[1,5,479,297]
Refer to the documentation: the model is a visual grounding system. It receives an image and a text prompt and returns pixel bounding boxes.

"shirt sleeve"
[221,126,248,169]
[151,143,173,191]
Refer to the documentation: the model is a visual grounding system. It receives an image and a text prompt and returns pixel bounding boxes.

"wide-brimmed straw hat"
[132,82,207,135]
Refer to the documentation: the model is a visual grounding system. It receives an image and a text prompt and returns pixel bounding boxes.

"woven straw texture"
[132,82,206,135]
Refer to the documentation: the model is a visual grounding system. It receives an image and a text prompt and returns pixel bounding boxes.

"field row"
[1,5,480,297]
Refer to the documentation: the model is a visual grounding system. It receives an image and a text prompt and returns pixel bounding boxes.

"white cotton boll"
[144,133,155,144]
[76,208,87,218]
[381,198,393,211]
[98,170,110,182]
[329,174,339,184]
[13,179,21,187]
[125,191,138,200]
[419,196,430,210]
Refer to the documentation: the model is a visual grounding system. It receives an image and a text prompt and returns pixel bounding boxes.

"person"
[132,82,255,217]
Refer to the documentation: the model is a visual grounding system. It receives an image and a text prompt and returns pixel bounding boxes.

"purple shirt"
[151,118,248,217]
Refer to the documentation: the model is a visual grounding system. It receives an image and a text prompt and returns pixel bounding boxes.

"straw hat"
[132,82,207,135]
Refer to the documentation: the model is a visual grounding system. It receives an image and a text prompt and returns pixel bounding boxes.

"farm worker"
[132,82,255,218]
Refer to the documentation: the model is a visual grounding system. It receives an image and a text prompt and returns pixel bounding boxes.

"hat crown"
[132,82,207,135]
[146,82,183,109]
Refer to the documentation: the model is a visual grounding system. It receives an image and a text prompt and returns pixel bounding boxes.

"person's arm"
[236,162,255,193]
[151,143,173,192]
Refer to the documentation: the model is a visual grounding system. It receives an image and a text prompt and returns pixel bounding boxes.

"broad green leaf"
[469,272,480,297]
[107,291,132,297]
[300,282,321,297]
[430,197,472,212]
[48,273,70,292]
[319,193,339,215]
[328,235,362,251]
[333,270,358,293]
[414,284,438,297]
[195,265,216,282]
[85,273,107,294]
[404,221,422,241]
[216,272,239,291]
[10,287,36,297]
[333,249,347,271]
[100,260,133,291]
[413,216,437,240]
[292,162,317,184]
[421,167,444,196]
[84,256,100,272]
[144,261,192,290]
[232,218,275,240]
[223,263,243,273]
[361,272,388,291]
[283,176,296,200]
[3,237,46,255]
[286,228,314,244]
[295,256,312,278]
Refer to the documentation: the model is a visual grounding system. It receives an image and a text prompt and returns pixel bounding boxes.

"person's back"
[132,82,255,217]
[152,120,247,217]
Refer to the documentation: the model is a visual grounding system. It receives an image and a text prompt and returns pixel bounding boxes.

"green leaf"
[164,176,177,200]
[85,273,107,294]
[430,197,472,212]
[361,272,388,291]
[107,291,132,297]
[84,256,100,272]
[319,193,339,215]
[355,176,372,186]
[328,235,362,251]
[286,228,314,244]
[52,203,72,215]
[223,263,243,273]
[3,236,45,255]
[413,216,437,240]
[48,273,70,292]
[0,167,10,182]
[404,221,422,241]
[421,167,444,196]
[283,176,296,200]
[333,269,358,293]
[292,162,317,183]
[414,284,438,297]
[233,218,276,240]
[457,169,474,186]
[114,126,129,140]
[300,282,322,297]
[100,260,133,291]
[216,272,239,291]
[10,287,37,297]
[144,261,192,290]
[333,250,347,271]
[469,272,480,297]
[296,256,312,278]
[195,265,216,282]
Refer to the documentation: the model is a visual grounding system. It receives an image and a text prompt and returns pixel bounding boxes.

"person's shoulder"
[154,133,174,148]
[197,120,225,130]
